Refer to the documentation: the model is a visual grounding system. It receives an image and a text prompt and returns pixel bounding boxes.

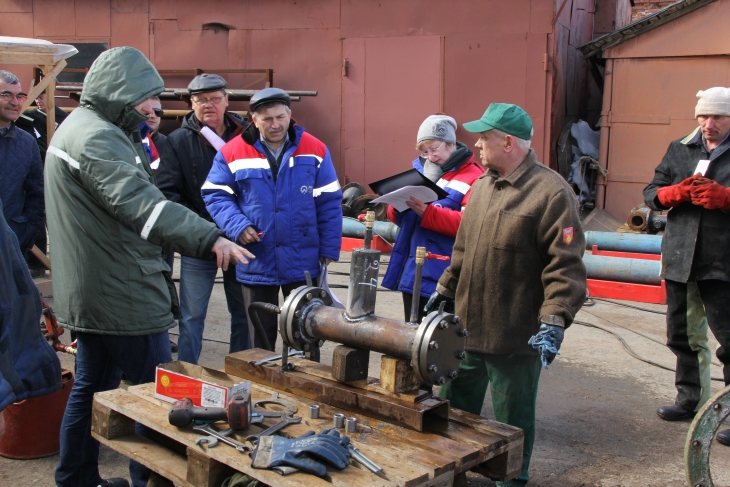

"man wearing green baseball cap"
[425,103,587,486]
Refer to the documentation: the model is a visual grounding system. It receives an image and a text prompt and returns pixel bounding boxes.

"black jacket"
[644,127,730,283]
[157,111,244,221]
[151,130,167,157]
[15,107,68,162]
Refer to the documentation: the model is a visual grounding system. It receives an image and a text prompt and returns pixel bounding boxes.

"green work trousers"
[438,352,542,487]
[686,281,712,410]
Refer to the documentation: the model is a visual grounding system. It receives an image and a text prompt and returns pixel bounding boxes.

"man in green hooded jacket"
[45,47,252,487]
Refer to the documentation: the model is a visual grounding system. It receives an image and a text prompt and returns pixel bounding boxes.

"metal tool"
[192,424,252,453]
[333,413,345,429]
[252,392,298,418]
[195,435,218,448]
[309,404,320,419]
[248,350,305,366]
[245,415,302,444]
[347,443,384,475]
[345,417,357,432]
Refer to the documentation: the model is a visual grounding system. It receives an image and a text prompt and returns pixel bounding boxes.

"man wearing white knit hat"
[644,87,730,447]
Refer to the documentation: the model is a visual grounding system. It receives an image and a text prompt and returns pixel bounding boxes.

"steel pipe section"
[342,219,400,242]
[584,254,662,285]
[278,286,467,385]
[585,231,662,255]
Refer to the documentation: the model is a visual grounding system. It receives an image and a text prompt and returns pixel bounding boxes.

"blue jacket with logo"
[382,156,483,298]
[202,121,343,286]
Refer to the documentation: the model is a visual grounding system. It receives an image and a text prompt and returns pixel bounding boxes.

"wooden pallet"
[92,373,523,486]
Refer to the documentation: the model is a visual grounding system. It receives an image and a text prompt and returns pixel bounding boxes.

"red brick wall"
[631,1,675,21]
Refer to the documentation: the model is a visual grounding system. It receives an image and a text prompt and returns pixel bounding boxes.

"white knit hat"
[695,87,730,117]
[417,115,457,145]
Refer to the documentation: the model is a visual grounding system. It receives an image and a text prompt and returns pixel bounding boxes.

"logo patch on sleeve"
[563,227,574,245]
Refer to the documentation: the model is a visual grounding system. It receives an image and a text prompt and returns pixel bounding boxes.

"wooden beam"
[0,52,56,65]
[21,59,66,113]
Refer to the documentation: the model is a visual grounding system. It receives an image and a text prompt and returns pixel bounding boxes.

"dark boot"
[98,479,130,487]
[717,429,730,446]
[657,404,695,421]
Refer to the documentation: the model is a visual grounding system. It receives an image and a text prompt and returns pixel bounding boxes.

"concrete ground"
[3,252,729,486]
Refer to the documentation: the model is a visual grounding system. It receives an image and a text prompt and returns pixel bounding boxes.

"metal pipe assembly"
[279,213,467,385]
[583,254,662,285]
[585,231,662,255]
[342,218,400,242]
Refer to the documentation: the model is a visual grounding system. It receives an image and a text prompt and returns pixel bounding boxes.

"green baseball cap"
[463,103,533,140]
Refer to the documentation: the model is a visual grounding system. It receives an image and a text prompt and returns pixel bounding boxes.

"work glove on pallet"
[251,429,351,477]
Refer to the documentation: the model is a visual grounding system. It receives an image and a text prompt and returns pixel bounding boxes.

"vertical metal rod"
[363,211,375,249]
[409,247,427,324]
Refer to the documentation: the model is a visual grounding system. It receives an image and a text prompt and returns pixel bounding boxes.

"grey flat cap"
[250,87,291,112]
[188,74,227,95]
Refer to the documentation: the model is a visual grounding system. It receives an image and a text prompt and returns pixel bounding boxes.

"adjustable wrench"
[245,415,302,444]
[193,424,252,453]
[249,350,304,366]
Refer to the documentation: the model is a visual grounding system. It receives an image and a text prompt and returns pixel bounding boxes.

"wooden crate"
[92,372,523,486]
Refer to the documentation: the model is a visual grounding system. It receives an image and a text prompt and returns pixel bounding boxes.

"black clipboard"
[369,169,449,200]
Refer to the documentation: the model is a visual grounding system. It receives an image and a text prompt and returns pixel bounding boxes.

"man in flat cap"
[644,87,730,447]
[426,103,587,486]
[157,74,251,364]
[202,88,343,354]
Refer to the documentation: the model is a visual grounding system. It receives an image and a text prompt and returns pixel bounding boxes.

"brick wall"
[631,1,675,21]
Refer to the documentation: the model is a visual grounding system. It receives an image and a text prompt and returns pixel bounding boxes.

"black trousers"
[666,279,730,410]
[242,280,307,351]
[401,292,430,323]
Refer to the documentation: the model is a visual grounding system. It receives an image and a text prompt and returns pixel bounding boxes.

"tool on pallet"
[169,391,259,430]
[346,443,384,475]
[193,424,252,453]
[248,349,304,366]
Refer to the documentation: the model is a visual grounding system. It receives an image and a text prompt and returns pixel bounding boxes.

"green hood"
[80,47,164,131]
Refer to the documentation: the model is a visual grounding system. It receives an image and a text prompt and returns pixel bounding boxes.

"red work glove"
[690,179,730,210]
[656,174,702,207]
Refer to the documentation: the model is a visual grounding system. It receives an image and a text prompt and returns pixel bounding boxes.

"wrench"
[245,416,302,444]
[195,436,218,448]
[193,424,252,453]
[249,350,304,366]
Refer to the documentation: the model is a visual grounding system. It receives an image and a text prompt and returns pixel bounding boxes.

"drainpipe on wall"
[596,58,613,210]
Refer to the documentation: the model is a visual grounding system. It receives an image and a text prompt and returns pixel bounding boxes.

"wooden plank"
[447,409,523,442]
[29,245,51,270]
[331,345,370,383]
[380,355,419,394]
[92,401,135,440]
[0,51,56,64]
[226,349,444,431]
[20,59,66,113]
[92,389,339,487]
[186,446,236,487]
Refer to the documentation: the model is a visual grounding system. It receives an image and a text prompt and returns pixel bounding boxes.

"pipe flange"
[279,285,333,351]
[411,311,467,385]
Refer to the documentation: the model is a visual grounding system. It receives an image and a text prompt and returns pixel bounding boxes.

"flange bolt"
[294,332,301,339]
[429,341,439,350]
[320,290,328,298]
[455,350,467,359]
[713,403,722,411]
[438,320,449,329]
[436,376,446,385]
[458,328,469,337]
[453,316,461,324]
[449,370,458,379]
[428,364,437,373]
[692,440,701,448]
[306,293,313,300]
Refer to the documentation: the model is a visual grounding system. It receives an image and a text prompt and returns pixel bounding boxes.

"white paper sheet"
[200,126,226,151]
[370,185,439,212]
[695,159,711,176]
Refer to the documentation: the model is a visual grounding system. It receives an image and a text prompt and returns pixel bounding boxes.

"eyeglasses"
[153,108,164,117]
[191,96,225,106]
[0,91,28,103]
[420,141,445,157]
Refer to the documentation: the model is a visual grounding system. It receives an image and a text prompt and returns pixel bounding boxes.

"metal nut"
[320,290,328,298]
[713,403,722,411]
[306,293,313,300]
[458,328,469,337]
[294,332,301,339]
[692,440,701,448]
[333,413,345,428]
[436,376,446,385]
[295,310,301,318]
[449,370,458,379]
[455,350,467,359]
[427,364,437,373]
[345,417,357,433]
[429,341,439,350]
[438,320,449,329]
[309,405,320,419]
[453,316,461,324]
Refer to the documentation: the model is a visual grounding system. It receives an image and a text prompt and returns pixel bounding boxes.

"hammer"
[168,393,251,430]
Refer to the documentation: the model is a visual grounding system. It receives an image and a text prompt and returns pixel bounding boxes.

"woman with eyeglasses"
[382,114,485,323]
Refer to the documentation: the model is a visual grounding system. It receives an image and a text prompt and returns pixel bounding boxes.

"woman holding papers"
[382,115,484,322]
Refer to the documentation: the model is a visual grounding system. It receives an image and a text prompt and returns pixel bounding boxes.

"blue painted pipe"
[583,254,662,285]
[342,219,400,242]
[585,231,662,255]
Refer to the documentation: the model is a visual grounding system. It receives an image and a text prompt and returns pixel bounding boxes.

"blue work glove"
[424,291,455,314]
[528,324,565,370]
[251,430,351,477]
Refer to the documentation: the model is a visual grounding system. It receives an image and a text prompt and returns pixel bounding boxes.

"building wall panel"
[33,0,75,37]
[112,0,148,13]
[341,0,532,38]
[342,37,366,184]
[75,0,111,38]
[0,12,34,37]
[604,181,647,222]
[176,0,340,31]
[0,0,32,12]
[151,20,228,70]
[111,12,149,56]
[530,0,555,34]
[150,0,177,19]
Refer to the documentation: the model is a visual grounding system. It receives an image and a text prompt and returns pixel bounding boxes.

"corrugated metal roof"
[579,0,717,58]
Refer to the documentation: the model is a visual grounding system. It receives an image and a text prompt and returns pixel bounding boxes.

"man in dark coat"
[0,70,44,254]
[156,74,250,363]
[644,87,730,447]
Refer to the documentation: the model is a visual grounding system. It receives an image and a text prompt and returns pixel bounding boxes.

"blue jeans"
[177,256,250,364]
[55,331,173,487]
